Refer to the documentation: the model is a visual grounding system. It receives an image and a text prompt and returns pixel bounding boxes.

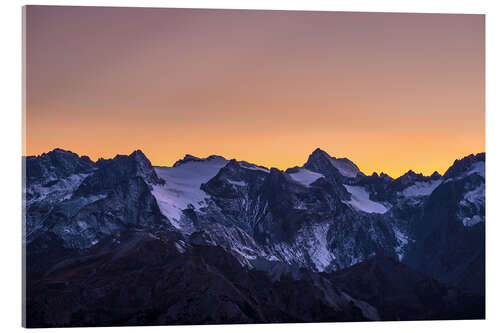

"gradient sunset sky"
[25,6,484,178]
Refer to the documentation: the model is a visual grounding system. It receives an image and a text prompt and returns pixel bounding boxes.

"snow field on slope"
[328,158,359,178]
[401,180,442,197]
[289,168,324,186]
[152,159,228,227]
[343,185,388,214]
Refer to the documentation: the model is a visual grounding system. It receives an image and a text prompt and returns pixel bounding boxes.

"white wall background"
[1,0,498,331]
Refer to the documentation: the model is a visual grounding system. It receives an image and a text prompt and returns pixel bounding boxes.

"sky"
[25,6,484,178]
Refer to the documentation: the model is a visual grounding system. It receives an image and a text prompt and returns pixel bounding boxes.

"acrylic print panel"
[22,5,485,327]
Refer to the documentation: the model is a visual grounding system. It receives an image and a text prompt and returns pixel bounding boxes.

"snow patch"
[343,185,388,214]
[401,180,442,197]
[152,158,228,228]
[458,183,485,227]
[227,179,247,186]
[393,228,409,261]
[462,215,483,227]
[26,173,89,205]
[271,223,335,271]
[302,223,335,271]
[328,158,359,178]
[467,161,485,178]
[175,241,186,253]
[239,163,270,173]
[461,183,485,206]
[289,168,324,186]
[77,221,88,230]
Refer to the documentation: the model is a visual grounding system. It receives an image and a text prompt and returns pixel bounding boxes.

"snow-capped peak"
[443,153,485,179]
[172,154,227,167]
[343,185,388,214]
[303,148,362,178]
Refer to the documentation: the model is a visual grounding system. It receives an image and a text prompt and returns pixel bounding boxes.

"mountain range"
[23,148,485,327]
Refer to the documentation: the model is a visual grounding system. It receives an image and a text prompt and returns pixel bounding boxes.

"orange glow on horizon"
[25,7,484,179]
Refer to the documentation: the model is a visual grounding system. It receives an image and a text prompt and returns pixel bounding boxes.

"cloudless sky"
[25,6,484,177]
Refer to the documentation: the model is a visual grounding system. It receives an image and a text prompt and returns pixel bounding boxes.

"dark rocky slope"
[26,231,482,327]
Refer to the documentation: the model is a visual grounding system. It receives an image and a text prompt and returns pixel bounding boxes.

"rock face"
[23,148,485,327]
[406,153,485,295]
[25,150,175,259]
[304,148,363,180]
[25,148,95,185]
[326,255,484,321]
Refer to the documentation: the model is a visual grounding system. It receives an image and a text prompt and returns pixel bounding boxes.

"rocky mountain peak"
[306,148,332,164]
[129,149,163,185]
[173,154,228,167]
[397,170,426,185]
[379,172,393,181]
[130,149,148,161]
[304,148,361,179]
[443,153,485,179]
[173,154,203,167]
[430,171,441,180]
[77,150,164,196]
[25,148,96,184]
